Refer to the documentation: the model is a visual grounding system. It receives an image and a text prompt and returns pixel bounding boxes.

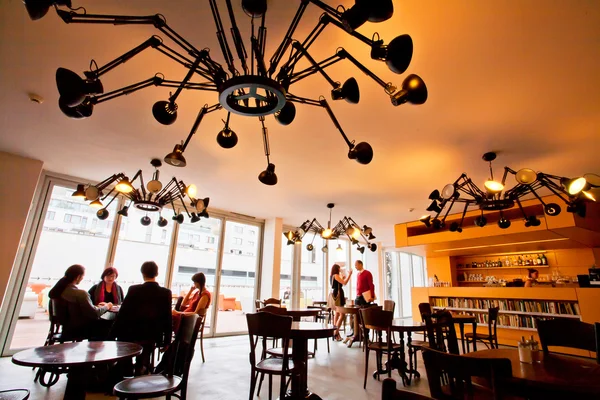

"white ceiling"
[1,0,599,247]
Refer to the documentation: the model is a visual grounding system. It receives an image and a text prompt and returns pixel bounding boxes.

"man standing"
[111,261,172,374]
[355,260,375,306]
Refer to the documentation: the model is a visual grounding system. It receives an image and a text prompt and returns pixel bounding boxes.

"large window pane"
[10,185,117,350]
[280,239,293,306]
[300,236,325,306]
[399,253,413,317]
[171,217,222,335]
[216,221,260,334]
[384,252,401,318]
[112,206,174,292]
[412,255,425,287]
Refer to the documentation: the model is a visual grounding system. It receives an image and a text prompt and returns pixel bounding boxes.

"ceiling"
[1,0,599,247]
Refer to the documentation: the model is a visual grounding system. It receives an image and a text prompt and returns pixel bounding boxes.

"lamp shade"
[563,177,588,195]
[117,206,129,217]
[258,163,278,186]
[357,245,365,254]
[56,68,103,107]
[96,208,109,220]
[216,127,239,149]
[331,77,360,104]
[474,215,487,227]
[515,168,538,185]
[190,213,201,223]
[141,216,151,226]
[449,222,460,232]
[147,179,163,193]
[115,178,134,193]
[442,184,456,199]
[164,144,187,167]
[274,101,296,126]
[385,34,413,74]
[484,180,504,193]
[524,215,541,227]
[242,0,267,17]
[322,244,328,253]
[391,74,428,106]
[420,215,431,228]
[72,184,86,199]
[498,217,511,229]
[348,142,373,165]
[341,0,394,31]
[173,214,184,224]
[152,100,178,125]
[24,0,72,20]
[157,216,168,227]
[59,97,94,119]
[368,243,378,252]
[426,201,442,214]
[306,243,314,251]
[428,190,440,201]
[431,218,443,229]
[85,186,100,201]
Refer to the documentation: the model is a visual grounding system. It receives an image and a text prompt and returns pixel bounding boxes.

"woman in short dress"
[328,264,352,341]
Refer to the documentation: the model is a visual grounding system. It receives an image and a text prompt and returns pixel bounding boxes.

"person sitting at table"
[110,261,172,375]
[172,272,211,334]
[88,267,124,306]
[328,264,352,341]
[525,268,539,287]
[48,264,112,340]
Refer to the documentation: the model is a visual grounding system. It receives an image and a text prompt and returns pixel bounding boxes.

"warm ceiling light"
[85,186,100,201]
[484,180,504,193]
[72,184,86,199]
[515,168,538,185]
[96,208,109,220]
[30,1,427,185]
[336,243,343,252]
[115,178,134,193]
[321,228,333,239]
[186,184,197,199]
[583,190,597,201]
[157,216,169,227]
[90,199,103,209]
[565,177,587,195]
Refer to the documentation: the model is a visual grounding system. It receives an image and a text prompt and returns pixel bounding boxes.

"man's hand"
[98,302,106,307]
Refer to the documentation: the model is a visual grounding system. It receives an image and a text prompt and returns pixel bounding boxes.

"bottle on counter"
[541,254,547,265]
[505,256,511,267]
[517,256,523,266]
[498,258,503,267]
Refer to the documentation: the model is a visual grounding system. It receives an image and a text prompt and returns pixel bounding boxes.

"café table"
[287,322,335,399]
[373,319,427,385]
[12,341,142,400]
[284,308,320,322]
[100,305,120,321]
[447,313,477,354]
[465,348,600,398]
[335,306,362,347]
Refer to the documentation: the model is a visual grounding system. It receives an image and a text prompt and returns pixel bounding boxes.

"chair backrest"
[174,296,184,311]
[165,314,201,383]
[488,307,499,337]
[255,299,262,310]
[360,307,393,344]
[422,347,512,400]
[434,311,460,355]
[246,312,293,372]
[258,306,288,315]
[382,378,434,400]
[263,298,282,306]
[384,300,396,314]
[537,318,597,356]
[419,302,433,321]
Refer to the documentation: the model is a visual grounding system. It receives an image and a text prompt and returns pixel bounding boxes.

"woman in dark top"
[328,264,352,341]
[88,267,124,306]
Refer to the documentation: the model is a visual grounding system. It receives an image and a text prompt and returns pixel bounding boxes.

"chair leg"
[279,373,287,400]
[268,374,273,400]
[200,331,205,363]
[327,337,330,353]
[257,372,265,395]
[249,371,257,400]
[363,347,369,389]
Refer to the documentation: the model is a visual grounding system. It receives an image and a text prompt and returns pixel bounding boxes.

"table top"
[465,348,600,394]
[335,306,361,314]
[291,322,335,339]
[284,308,320,316]
[12,341,143,368]
[451,314,477,322]
[391,319,427,332]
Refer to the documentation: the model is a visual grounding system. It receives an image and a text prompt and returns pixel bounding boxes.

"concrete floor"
[0,334,432,400]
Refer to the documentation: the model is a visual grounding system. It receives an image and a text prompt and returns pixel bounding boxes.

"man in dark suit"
[111,261,172,374]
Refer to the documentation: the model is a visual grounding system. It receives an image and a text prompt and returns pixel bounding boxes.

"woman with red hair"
[88,267,124,306]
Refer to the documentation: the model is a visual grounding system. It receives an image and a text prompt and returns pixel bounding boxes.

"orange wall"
[0,151,43,311]
[426,256,453,284]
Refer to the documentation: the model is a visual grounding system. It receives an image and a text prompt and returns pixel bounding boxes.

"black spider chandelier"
[25,0,428,185]
[284,203,377,253]
[420,152,600,232]
[72,159,210,226]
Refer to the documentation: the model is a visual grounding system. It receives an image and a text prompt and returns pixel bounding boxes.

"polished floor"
[0,334,432,400]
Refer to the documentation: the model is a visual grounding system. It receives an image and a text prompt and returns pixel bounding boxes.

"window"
[46,211,55,220]
[233,237,243,245]
[248,240,255,246]
[383,251,426,318]
[161,230,167,240]
[249,230,256,236]
[300,236,326,306]
[235,226,243,234]
[206,236,215,244]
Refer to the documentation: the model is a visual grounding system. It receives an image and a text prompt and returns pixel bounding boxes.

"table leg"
[472,320,477,352]
[288,338,309,399]
[459,322,466,354]
[64,366,88,400]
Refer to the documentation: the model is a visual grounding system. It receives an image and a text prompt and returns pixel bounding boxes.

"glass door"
[214,220,261,335]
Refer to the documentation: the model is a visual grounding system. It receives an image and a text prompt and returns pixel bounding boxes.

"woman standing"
[88,267,124,306]
[328,264,352,341]
[172,272,211,333]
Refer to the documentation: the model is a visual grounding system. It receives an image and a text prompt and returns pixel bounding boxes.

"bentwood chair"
[537,318,598,362]
[196,308,208,363]
[360,307,403,389]
[114,314,201,400]
[422,347,512,400]
[382,378,434,400]
[0,389,31,400]
[247,312,299,400]
[384,300,396,315]
[263,298,282,307]
[465,307,499,351]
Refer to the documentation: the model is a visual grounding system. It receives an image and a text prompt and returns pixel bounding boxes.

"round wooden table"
[12,341,143,400]
[447,313,477,354]
[388,319,428,385]
[465,348,600,398]
[284,308,320,321]
[335,306,362,347]
[287,322,335,399]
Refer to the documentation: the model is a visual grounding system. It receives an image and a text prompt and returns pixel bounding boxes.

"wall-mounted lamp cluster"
[72,159,210,226]
[25,0,427,185]
[421,152,599,232]
[284,203,377,253]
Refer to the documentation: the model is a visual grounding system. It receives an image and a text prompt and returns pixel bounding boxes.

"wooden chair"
[263,298,282,307]
[537,318,598,362]
[422,347,512,400]
[0,389,30,400]
[308,305,331,353]
[419,302,433,320]
[465,307,499,351]
[360,307,403,389]
[384,300,396,315]
[255,299,262,310]
[197,308,208,363]
[382,378,434,400]
[114,314,201,400]
[247,312,299,400]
